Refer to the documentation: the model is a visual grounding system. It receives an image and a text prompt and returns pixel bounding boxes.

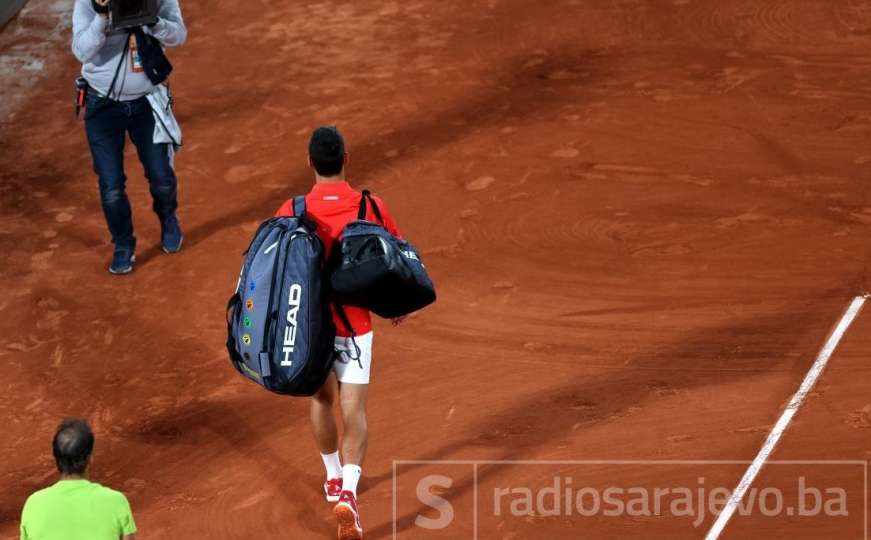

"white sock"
[342,464,362,495]
[321,451,342,480]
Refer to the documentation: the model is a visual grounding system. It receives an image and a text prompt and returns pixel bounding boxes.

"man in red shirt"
[275,126,401,540]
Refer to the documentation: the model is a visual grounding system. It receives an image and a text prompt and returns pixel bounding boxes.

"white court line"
[393,459,866,465]
[473,463,479,540]
[704,295,868,540]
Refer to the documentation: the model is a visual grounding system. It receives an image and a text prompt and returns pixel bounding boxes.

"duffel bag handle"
[358,190,384,224]
[225,295,246,367]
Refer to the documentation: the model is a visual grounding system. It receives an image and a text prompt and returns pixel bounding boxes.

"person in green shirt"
[20,418,137,540]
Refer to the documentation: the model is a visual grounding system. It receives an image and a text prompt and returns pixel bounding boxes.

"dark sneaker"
[161,214,184,254]
[109,248,136,275]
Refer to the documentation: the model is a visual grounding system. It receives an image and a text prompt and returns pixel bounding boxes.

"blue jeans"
[84,94,178,251]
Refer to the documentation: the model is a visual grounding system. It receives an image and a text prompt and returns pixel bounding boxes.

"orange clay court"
[1,0,871,538]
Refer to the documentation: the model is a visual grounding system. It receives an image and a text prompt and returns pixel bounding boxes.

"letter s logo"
[415,475,454,530]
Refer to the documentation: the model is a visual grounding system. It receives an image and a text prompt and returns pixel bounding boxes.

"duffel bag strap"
[357,190,384,224]
[334,304,363,369]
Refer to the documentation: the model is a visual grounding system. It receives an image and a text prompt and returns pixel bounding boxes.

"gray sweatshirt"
[72,0,187,101]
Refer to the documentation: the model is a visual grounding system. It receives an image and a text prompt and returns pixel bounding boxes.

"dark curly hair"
[309,126,346,177]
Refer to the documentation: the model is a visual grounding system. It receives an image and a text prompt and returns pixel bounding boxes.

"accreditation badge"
[129,34,143,73]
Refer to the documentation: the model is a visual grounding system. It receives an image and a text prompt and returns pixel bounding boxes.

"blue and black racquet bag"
[226,197,336,396]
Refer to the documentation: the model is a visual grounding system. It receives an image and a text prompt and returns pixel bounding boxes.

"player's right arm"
[122,534,137,540]
[372,196,402,238]
[72,0,109,64]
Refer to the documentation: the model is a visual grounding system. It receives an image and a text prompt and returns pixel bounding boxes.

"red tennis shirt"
[275,181,402,337]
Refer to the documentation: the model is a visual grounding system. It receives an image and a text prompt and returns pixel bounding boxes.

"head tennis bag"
[226,197,336,396]
[330,191,436,318]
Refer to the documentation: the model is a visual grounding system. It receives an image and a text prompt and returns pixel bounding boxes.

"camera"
[107,0,158,31]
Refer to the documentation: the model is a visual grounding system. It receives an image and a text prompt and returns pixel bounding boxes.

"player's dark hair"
[309,126,346,177]
[52,419,94,475]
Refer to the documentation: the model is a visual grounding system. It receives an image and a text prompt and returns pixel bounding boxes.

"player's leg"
[335,382,369,540]
[128,98,182,253]
[312,371,343,502]
[332,332,373,540]
[312,371,339,453]
[84,96,134,274]
[339,382,369,474]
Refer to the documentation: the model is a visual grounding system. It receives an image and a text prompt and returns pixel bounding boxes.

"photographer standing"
[72,0,187,274]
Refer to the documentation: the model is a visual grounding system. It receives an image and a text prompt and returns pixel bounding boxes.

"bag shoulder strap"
[106,31,132,101]
[292,195,307,218]
[357,189,384,224]
[334,304,356,337]
[334,304,362,365]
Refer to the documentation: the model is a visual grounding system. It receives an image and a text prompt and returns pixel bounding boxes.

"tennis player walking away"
[275,126,403,540]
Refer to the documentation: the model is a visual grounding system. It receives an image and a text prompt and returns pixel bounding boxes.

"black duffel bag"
[331,191,436,318]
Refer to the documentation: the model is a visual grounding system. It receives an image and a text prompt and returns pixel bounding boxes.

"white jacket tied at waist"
[146,84,182,157]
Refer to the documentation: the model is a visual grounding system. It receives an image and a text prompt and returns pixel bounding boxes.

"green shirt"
[20,479,137,540]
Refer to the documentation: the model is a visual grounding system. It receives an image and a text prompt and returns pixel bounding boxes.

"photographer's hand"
[91,0,109,16]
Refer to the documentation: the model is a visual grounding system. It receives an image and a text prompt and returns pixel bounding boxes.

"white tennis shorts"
[333,331,373,385]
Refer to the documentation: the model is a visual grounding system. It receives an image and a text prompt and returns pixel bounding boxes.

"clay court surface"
[2,0,871,538]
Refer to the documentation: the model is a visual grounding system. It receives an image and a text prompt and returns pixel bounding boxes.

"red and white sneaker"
[324,478,343,503]
[334,490,363,540]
